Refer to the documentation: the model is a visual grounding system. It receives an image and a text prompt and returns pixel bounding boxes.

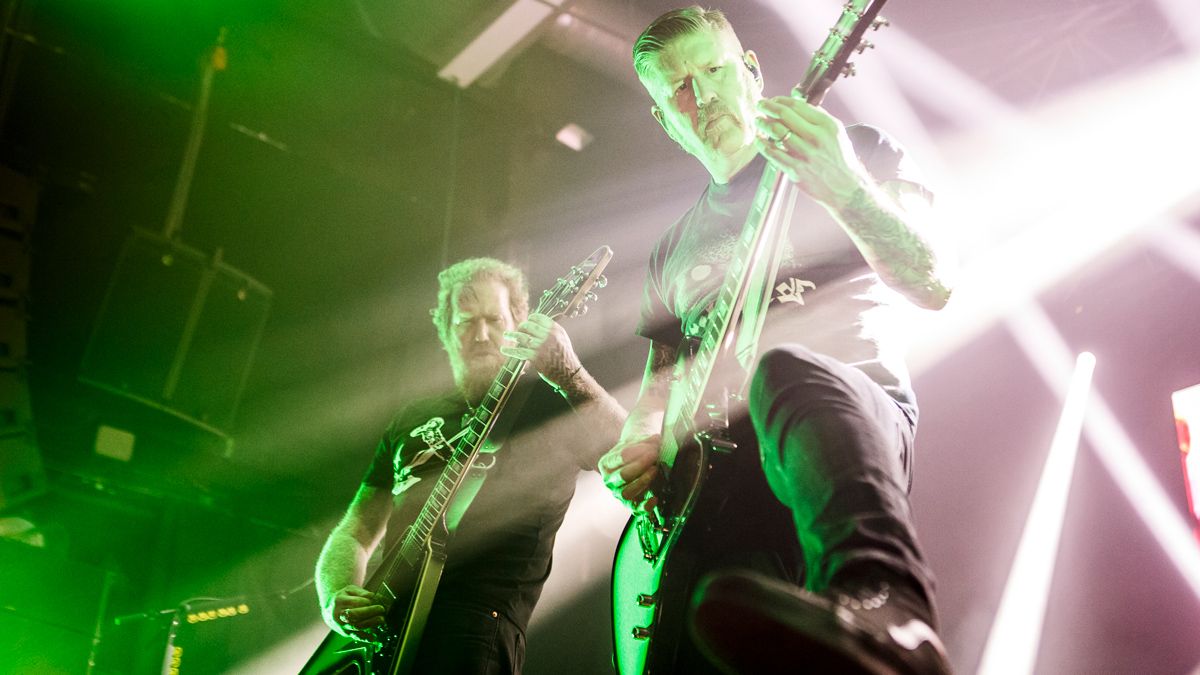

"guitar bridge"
[635,513,662,562]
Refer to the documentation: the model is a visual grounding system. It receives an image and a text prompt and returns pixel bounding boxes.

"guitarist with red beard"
[315,257,625,674]
[599,7,955,675]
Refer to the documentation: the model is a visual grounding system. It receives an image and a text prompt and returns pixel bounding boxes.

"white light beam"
[909,55,1200,374]
[1148,218,1200,287]
[977,305,1095,675]
[1154,0,1200,53]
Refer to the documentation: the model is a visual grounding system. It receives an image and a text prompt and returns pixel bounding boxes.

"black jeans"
[411,602,526,675]
[748,344,936,610]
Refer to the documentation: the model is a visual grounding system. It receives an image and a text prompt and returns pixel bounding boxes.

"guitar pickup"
[708,436,737,453]
[697,430,737,454]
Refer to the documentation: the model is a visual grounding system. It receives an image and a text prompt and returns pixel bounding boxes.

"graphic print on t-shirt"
[393,416,452,496]
[673,227,804,327]
[774,276,817,305]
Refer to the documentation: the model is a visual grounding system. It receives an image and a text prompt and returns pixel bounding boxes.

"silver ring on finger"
[339,609,351,625]
[773,129,793,149]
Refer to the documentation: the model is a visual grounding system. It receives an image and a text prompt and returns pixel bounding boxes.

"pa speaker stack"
[78,229,273,453]
[0,163,44,510]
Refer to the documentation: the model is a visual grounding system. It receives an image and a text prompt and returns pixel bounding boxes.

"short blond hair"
[430,258,529,349]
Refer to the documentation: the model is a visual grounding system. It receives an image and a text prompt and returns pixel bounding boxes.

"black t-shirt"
[637,124,929,411]
[361,379,595,632]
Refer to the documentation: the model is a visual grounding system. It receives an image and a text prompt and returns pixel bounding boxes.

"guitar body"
[300,528,448,675]
[299,623,371,674]
[612,421,804,674]
[612,430,737,675]
[373,530,448,675]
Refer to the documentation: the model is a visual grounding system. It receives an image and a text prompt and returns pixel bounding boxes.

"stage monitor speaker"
[79,229,272,438]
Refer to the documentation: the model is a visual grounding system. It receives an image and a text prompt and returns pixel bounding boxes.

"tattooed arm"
[831,178,953,310]
[502,313,627,461]
[754,96,954,310]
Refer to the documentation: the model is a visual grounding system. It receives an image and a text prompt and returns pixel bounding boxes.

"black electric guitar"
[610,3,891,673]
[303,245,612,675]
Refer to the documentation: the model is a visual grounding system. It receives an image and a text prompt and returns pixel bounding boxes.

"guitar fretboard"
[664,162,792,458]
[397,357,526,564]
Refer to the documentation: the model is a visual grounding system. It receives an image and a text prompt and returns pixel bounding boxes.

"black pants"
[748,344,935,609]
[411,602,526,675]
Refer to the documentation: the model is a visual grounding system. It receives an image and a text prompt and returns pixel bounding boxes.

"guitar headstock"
[797,0,889,104]
[535,245,614,321]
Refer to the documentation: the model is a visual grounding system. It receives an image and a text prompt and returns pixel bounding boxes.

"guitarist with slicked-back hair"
[310,257,625,674]
[600,6,956,674]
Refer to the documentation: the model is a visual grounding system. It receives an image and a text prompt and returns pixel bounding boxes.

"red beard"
[456,351,505,403]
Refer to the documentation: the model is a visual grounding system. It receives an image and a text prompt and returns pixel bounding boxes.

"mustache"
[464,346,501,358]
[699,103,734,129]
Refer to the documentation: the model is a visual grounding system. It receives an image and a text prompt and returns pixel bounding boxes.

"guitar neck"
[667,167,795,437]
[397,356,528,563]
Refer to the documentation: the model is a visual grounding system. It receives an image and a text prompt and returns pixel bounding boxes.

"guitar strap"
[732,191,798,371]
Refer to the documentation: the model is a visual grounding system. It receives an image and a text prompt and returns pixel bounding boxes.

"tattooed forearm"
[553,365,628,454]
[549,362,600,406]
[539,347,583,391]
[645,340,678,393]
[835,182,953,310]
[610,341,677,445]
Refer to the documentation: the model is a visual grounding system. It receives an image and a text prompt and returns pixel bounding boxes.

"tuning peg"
[871,16,889,31]
[585,291,599,303]
[855,40,874,54]
[595,275,608,289]
[577,305,589,317]
[841,62,857,78]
